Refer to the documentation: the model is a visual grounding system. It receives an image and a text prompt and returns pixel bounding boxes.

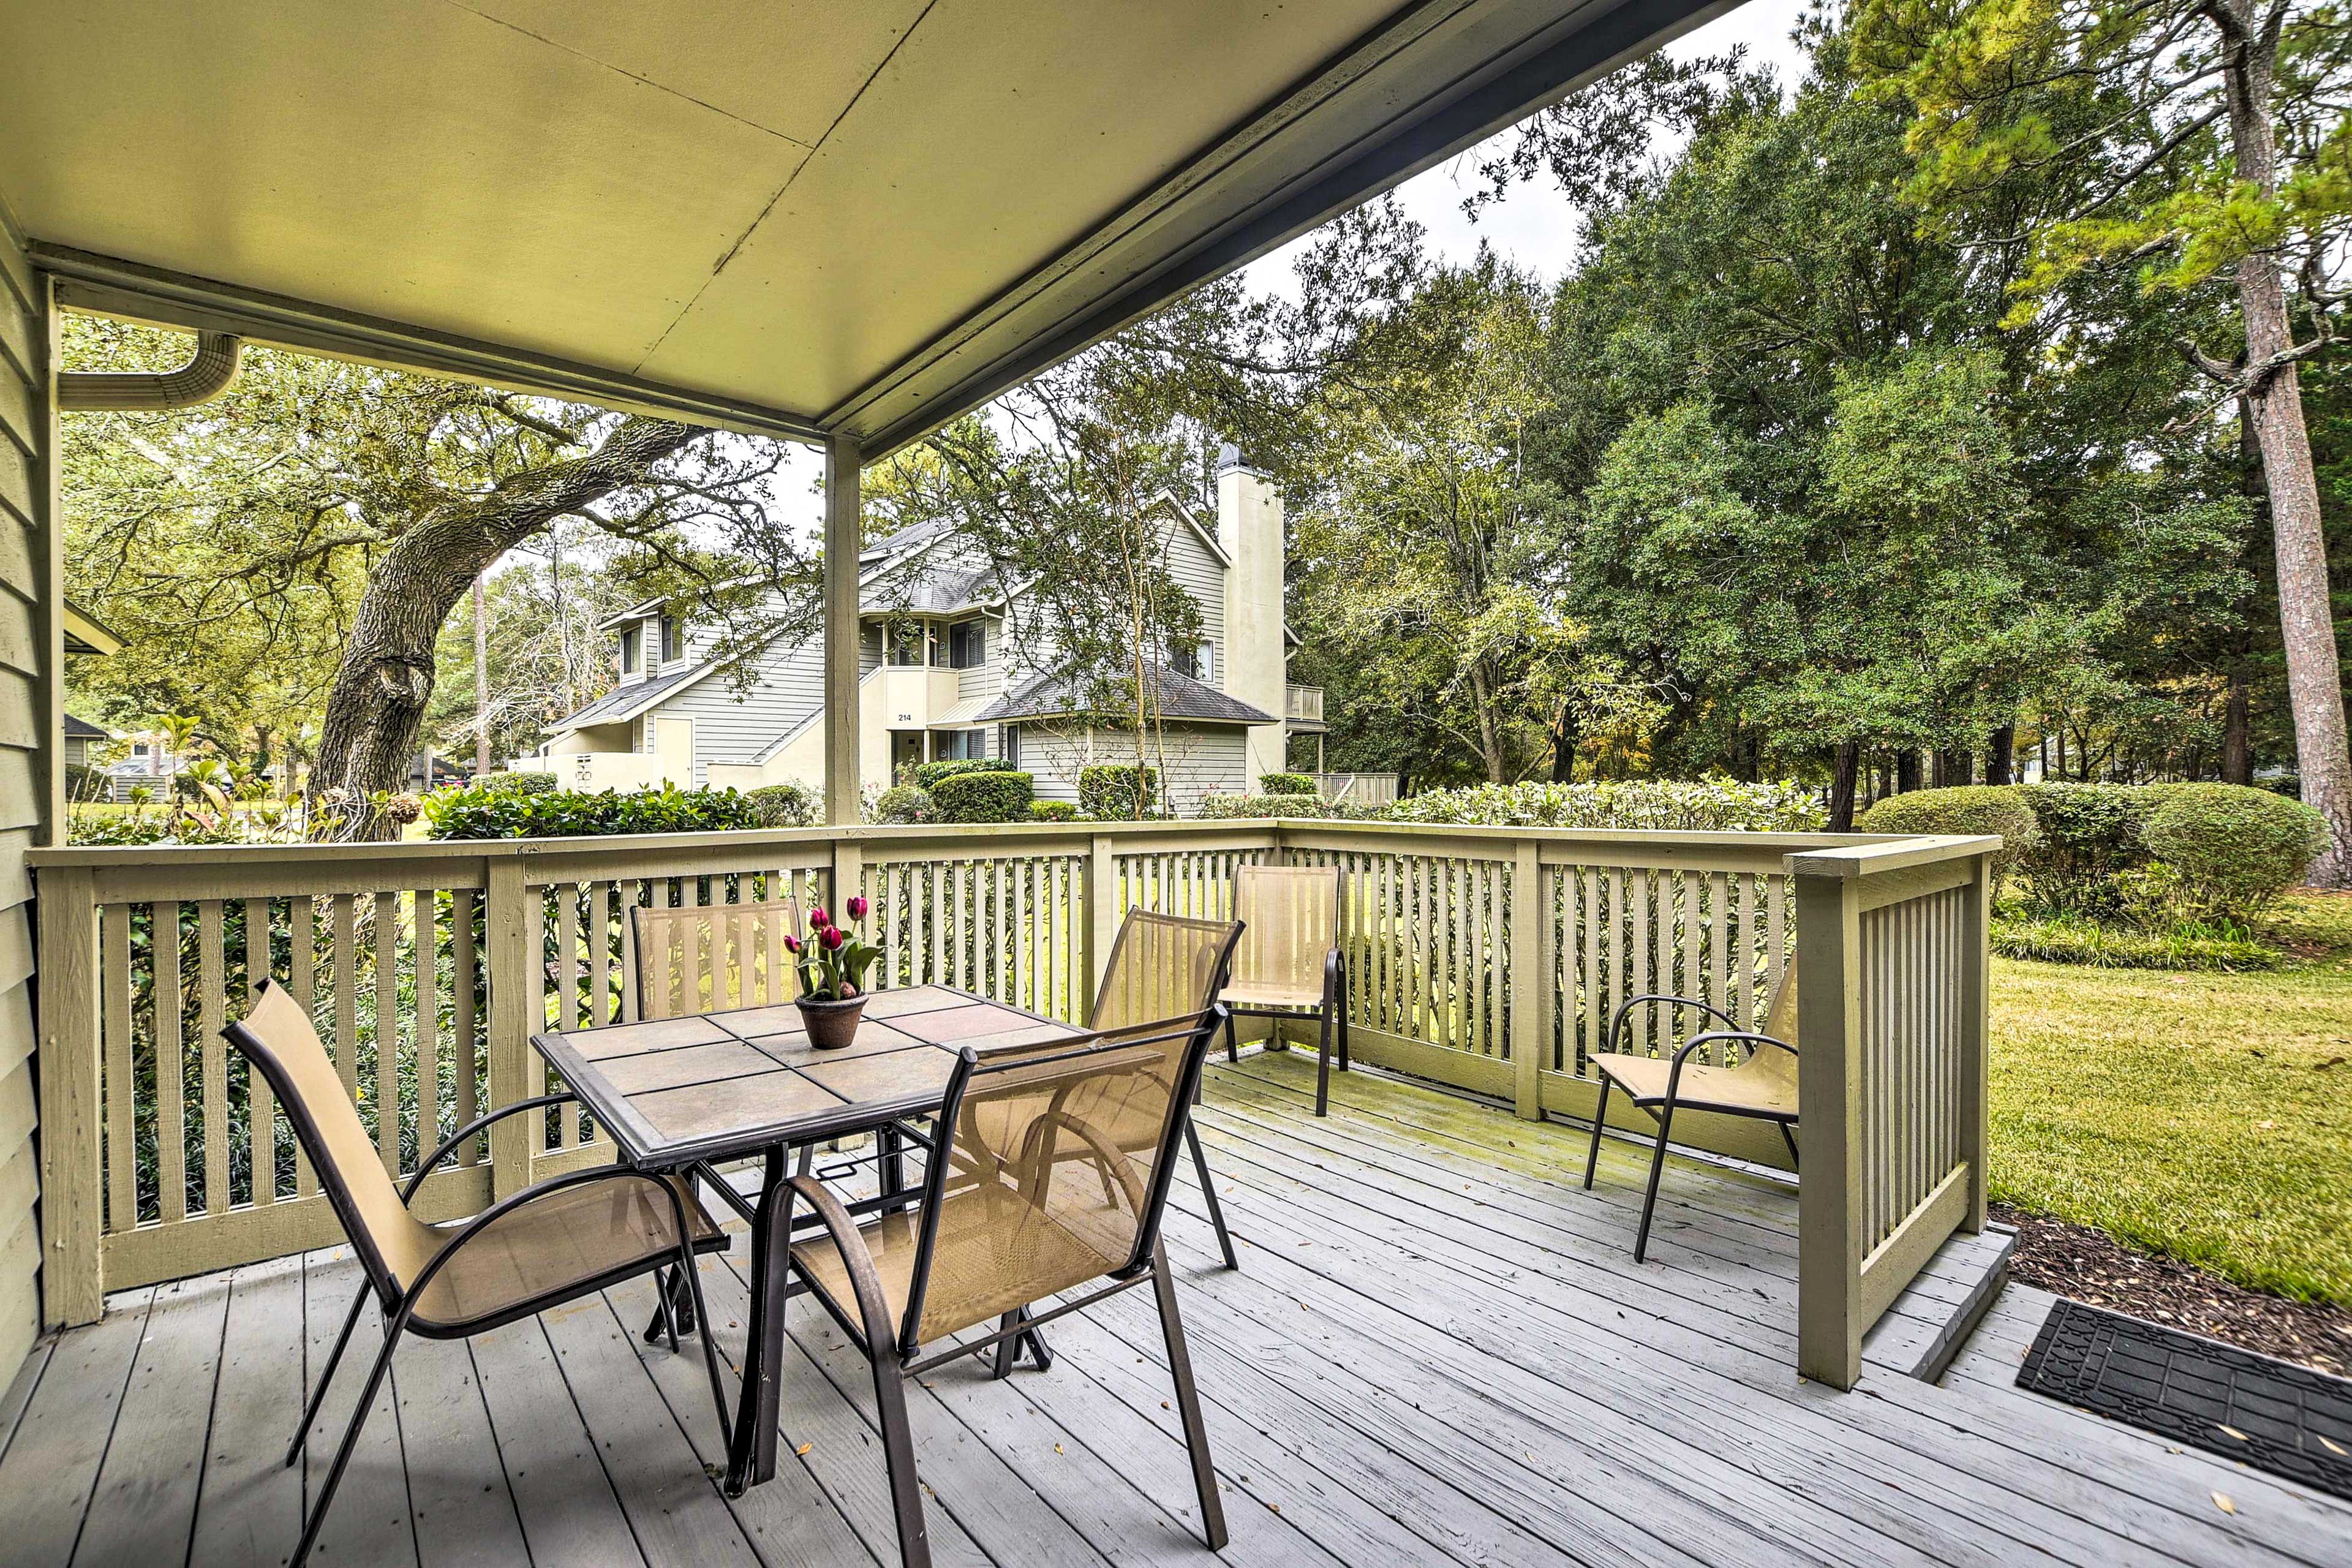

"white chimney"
[1217,448,1287,786]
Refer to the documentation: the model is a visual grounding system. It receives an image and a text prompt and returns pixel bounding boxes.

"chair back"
[1088,909,1243,1030]
[905,1006,1225,1348]
[223,981,432,1307]
[1231,863,1338,992]
[629,895,803,1020]
[1736,965,1801,1101]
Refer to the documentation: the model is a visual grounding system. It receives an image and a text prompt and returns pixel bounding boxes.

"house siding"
[1162,508,1227,690]
[1014,723,1245,816]
[0,210,48,1368]
[663,631,829,785]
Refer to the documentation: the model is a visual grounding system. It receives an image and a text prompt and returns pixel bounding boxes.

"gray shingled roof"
[549,666,699,729]
[976,664,1273,725]
[62,713,108,739]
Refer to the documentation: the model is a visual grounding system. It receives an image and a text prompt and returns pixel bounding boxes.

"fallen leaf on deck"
[2212,1493,2236,1515]
[796,1442,813,1457]
[2218,1424,2249,1442]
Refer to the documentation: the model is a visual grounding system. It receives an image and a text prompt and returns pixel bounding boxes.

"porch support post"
[1956,851,1991,1233]
[1792,862,1863,1390]
[35,865,103,1326]
[824,432,863,824]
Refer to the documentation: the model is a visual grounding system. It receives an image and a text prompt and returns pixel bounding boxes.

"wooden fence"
[28,820,1993,1387]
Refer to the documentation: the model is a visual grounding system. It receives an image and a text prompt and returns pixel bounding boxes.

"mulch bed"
[1992,1204,2352,1378]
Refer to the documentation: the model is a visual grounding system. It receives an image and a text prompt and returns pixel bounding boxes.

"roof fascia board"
[37,246,831,443]
[853,0,1732,456]
[1148,489,1230,567]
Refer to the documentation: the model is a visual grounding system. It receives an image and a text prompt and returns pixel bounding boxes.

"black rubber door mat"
[2018,1297,2352,1501]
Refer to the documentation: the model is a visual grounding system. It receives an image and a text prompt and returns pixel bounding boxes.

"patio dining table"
[533,984,1092,1495]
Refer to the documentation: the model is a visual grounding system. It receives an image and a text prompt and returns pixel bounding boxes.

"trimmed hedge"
[2141,783,2328,918]
[1259,772,1316,796]
[1198,792,1381,820]
[2015,783,2156,911]
[484,771,559,795]
[931,769,1035,823]
[1030,800,1079,823]
[872,784,938,825]
[423,782,758,840]
[1388,777,1824,832]
[744,782,819,827]
[1079,763,1159,820]
[908,756,1015,791]
[1856,785,2040,899]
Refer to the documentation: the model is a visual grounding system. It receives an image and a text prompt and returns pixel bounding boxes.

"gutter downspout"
[57,330,242,411]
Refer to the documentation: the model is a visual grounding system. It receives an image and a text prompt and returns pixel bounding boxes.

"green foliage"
[930,769,1035,823]
[1387,778,1825,832]
[1857,786,2040,899]
[62,763,106,802]
[484,771,558,796]
[421,782,756,840]
[907,756,1016,791]
[2141,784,2329,919]
[872,784,939,826]
[1030,800,1079,823]
[744,782,820,828]
[1991,910,2279,973]
[1197,793,1381,820]
[1079,764,1160,820]
[1258,772,1316,795]
[2013,783,2157,912]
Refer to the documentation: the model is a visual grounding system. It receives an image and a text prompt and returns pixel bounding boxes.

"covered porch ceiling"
[0,0,1729,454]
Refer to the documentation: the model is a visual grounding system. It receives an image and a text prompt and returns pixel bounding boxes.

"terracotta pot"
[796,992,867,1050]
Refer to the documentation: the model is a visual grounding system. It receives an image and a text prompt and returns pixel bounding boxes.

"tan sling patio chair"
[1218,862,1348,1115]
[627,893,805,1020]
[225,981,733,1568]
[1583,967,1800,1262]
[783,994,1239,1568]
[1090,908,1248,1270]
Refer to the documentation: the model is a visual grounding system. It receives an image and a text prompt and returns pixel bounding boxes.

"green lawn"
[1989,891,2352,1306]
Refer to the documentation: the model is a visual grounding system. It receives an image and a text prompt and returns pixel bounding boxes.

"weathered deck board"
[7,1052,2348,1568]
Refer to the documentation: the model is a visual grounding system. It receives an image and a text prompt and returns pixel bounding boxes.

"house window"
[887,623,925,666]
[1001,726,1020,767]
[1168,638,1212,682]
[659,614,684,663]
[939,729,986,760]
[948,619,986,668]
[620,625,641,674]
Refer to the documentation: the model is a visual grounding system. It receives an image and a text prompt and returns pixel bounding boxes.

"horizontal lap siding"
[0,212,46,1374]
[1163,507,1226,684]
[1016,725,1244,815]
[663,632,826,785]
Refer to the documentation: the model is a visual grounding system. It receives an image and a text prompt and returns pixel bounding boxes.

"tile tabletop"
[532,984,1090,1167]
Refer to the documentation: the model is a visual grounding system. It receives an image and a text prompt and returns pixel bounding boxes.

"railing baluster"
[197,900,227,1213]
[101,903,133,1234]
[289,896,316,1197]
[155,901,186,1223]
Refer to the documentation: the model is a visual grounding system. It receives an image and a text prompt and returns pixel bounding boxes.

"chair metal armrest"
[1607,993,1738,1057]
[402,1092,578,1204]
[1680,1030,1795,1063]
[398,1160,703,1308]
[782,1172,903,1360]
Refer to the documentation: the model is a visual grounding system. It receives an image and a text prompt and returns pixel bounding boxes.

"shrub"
[422,782,758,839]
[2013,783,2154,911]
[1079,763,1160,820]
[1991,909,2280,972]
[930,769,1035,823]
[1259,772,1316,796]
[744,782,820,828]
[486,770,559,796]
[1856,785,2040,899]
[1387,777,1825,832]
[1198,792,1383,820]
[1030,800,1079,823]
[2141,783,2328,919]
[872,784,938,825]
[908,756,1016,791]
[63,763,105,802]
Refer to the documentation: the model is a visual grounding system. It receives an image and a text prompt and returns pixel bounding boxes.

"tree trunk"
[1468,663,1507,784]
[1829,742,1860,831]
[2222,668,2254,785]
[2221,8,2352,881]
[311,417,701,838]
[1549,701,1578,783]
[1986,725,2015,785]
[1896,750,1921,793]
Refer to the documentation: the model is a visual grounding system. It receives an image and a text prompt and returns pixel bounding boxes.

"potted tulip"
[788,895,881,1049]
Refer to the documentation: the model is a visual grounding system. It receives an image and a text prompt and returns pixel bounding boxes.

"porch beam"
[824,432,863,825]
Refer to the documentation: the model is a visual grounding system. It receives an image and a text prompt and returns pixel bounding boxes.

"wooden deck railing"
[28,820,1992,1387]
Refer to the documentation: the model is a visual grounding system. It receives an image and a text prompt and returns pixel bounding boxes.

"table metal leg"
[726,1145,795,1496]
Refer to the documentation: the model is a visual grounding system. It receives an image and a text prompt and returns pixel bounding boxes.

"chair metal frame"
[780,998,1238,1568]
[225,982,735,1568]
[1218,863,1350,1115]
[1582,991,1799,1263]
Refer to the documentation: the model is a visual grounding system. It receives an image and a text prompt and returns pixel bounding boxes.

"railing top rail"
[29,816,1946,873]
[1783,834,2002,879]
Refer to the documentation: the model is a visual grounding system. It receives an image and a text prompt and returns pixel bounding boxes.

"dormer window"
[620,625,641,674]
[659,614,684,663]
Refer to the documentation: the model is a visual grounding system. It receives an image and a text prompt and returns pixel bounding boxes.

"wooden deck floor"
[6,1050,2349,1568]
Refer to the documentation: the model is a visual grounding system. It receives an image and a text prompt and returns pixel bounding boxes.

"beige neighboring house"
[533,453,1318,815]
